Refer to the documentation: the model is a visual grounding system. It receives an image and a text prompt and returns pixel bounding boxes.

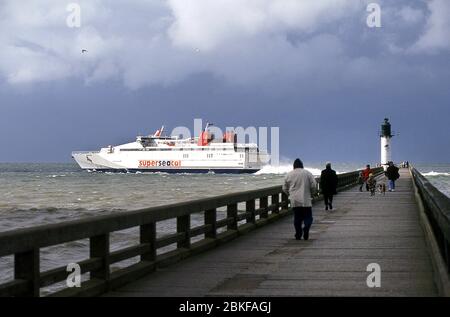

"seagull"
[81,49,88,53]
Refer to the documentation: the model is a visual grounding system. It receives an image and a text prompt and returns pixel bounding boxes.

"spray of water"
[422,171,450,177]
[255,164,322,176]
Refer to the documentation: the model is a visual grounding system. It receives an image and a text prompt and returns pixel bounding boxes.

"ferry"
[72,124,268,174]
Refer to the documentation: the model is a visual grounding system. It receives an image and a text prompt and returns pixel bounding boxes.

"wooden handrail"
[0,168,378,297]
[411,167,450,273]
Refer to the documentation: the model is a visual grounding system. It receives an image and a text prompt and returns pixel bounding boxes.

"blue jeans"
[293,207,313,239]
[388,180,395,191]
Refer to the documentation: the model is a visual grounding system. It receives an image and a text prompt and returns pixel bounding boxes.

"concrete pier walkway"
[107,169,437,296]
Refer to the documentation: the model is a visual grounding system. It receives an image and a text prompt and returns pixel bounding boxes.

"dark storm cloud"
[0,0,449,162]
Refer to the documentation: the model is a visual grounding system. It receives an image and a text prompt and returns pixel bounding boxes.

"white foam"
[422,171,450,177]
[255,164,322,176]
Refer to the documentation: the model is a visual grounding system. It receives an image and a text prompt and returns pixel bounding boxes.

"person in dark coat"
[385,161,400,191]
[320,162,338,210]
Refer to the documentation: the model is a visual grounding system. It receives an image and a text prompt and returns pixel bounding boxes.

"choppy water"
[413,163,450,197]
[0,162,359,232]
[0,162,448,233]
[0,162,448,294]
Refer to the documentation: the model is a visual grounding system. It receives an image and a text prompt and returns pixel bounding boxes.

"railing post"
[271,194,280,213]
[140,223,156,261]
[227,203,238,230]
[90,234,110,280]
[205,209,217,239]
[246,199,256,223]
[177,215,191,248]
[260,196,268,219]
[14,249,40,297]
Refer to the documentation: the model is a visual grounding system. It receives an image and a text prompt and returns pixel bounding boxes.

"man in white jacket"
[282,158,317,240]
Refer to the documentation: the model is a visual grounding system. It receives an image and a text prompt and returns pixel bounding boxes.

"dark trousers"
[360,181,369,191]
[324,193,333,207]
[293,207,313,240]
[388,179,395,191]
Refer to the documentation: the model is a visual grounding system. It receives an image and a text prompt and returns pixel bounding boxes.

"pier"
[0,167,449,297]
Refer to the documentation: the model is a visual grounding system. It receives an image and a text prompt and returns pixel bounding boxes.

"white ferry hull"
[72,148,265,174]
[72,126,267,174]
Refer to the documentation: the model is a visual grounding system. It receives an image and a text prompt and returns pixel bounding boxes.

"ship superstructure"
[72,124,268,173]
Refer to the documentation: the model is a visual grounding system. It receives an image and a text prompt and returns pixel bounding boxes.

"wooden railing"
[411,167,450,274]
[0,168,381,297]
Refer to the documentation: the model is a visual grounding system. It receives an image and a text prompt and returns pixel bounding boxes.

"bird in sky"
[81,49,88,53]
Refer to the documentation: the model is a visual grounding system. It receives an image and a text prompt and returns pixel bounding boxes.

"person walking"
[385,161,400,191]
[320,162,338,210]
[282,158,317,240]
[362,164,372,191]
[358,171,365,192]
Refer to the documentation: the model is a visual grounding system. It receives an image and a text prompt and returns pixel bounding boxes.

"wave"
[255,164,322,176]
[422,171,450,177]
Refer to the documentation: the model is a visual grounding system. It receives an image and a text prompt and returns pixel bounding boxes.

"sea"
[0,162,448,293]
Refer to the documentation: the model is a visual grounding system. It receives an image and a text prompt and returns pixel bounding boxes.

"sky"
[0,0,449,164]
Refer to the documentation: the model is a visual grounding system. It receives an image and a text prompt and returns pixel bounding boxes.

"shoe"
[329,204,333,210]
[325,205,328,211]
[303,231,309,240]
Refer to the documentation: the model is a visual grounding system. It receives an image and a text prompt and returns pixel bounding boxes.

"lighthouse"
[380,118,393,170]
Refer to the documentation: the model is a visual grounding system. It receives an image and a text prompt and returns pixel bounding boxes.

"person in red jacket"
[361,164,372,192]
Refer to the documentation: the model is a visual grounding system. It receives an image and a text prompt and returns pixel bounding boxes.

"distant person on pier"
[361,165,372,192]
[358,171,365,192]
[385,161,400,192]
[367,173,377,196]
[283,158,317,240]
[320,162,338,210]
